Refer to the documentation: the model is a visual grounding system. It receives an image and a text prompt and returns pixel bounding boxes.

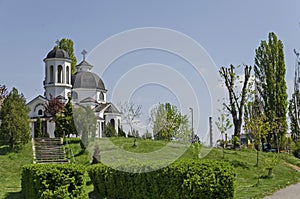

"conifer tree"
[0,88,30,149]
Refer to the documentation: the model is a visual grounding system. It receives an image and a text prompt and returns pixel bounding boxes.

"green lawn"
[203,148,300,198]
[1,138,300,198]
[0,143,32,199]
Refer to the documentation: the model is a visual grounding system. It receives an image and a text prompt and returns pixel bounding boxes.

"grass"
[2,138,300,198]
[0,142,33,199]
[204,148,300,198]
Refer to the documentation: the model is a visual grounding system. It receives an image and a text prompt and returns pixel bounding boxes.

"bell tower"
[43,46,72,100]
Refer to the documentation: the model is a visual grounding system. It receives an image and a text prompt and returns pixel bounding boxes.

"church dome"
[46,48,70,59]
[72,71,105,90]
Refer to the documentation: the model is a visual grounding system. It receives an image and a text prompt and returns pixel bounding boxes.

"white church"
[27,46,122,138]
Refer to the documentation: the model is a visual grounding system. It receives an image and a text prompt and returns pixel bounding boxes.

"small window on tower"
[57,65,63,83]
[99,92,104,101]
[66,66,70,84]
[38,109,43,116]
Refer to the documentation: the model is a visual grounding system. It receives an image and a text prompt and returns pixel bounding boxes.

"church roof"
[94,103,121,114]
[46,48,70,59]
[26,95,48,106]
[80,97,98,104]
[71,71,106,90]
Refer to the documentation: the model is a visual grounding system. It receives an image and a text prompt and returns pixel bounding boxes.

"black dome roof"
[46,48,70,59]
[72,71,105,90]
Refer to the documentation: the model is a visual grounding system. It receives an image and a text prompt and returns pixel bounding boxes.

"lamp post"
[190,107,194,143]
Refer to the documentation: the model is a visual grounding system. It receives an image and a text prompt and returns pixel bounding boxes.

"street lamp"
[189,107,194,143]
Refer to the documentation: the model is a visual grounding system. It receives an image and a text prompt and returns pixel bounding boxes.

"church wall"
[72,88,97,103]
[45,85,71,100]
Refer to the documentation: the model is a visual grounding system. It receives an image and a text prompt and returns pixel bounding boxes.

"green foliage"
[34,117,43,138]
[0,88,30,149]
[244,114,273,166]
[292,140,300,159]
[254,32,288,144]
[87,159,236,199]
[103,122,116,137]
[117,127,126,137]
[56,38,77,75]
[73,106,97,151]
[55,97,77,137]
[264,153,278,170]
[149,102,189,140]
[21,164,88,199]
[289,92,300,142]
[0,84,8,107]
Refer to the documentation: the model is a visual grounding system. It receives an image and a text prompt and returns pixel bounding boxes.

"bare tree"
[119,102,142,136]
[219,64,252,148]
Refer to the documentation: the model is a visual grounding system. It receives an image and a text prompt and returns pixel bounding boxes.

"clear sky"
[1,0,300,141]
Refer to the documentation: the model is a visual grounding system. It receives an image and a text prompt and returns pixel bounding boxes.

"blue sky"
[1,0,300,140]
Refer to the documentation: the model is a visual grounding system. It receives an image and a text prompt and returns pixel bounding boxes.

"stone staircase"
[33,138,69,164]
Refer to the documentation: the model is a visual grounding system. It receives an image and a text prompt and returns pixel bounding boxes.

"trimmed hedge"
[21,164,88,199]
[87,159,236,199]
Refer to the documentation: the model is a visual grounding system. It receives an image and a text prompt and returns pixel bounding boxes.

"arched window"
[66,66,70,84]
[110,119,115,128]
[57,65,63,83]
[72,91,78,99]
[49,65,54,83]
[38,109,43,116]
[99,92,104,101]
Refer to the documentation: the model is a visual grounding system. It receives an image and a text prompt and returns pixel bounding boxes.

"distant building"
[27,47,121,138]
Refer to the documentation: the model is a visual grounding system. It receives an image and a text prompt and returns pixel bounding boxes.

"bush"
[87,159,236,199]
[292,141,300,159]
[21,164,88,199]
[64,137,81,144]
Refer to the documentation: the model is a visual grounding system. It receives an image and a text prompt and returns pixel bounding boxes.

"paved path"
[264,182,300,199]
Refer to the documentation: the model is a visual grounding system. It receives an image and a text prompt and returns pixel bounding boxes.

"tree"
[44,95,64,121]
[73,106,97,151]
[0,88,30,149]
[289,92,300,142]
[149,103,189,140]
[219,64,252,147]
[142,130,152,139]
[215,112,232,158]
[34,117,43,138]
[254,32,288,146]
[103,122,116,137]
[54,96,77,137]
[119,102,142,135]
[56,38,77,75]
[0,84,8,108]
[244,114,271,166]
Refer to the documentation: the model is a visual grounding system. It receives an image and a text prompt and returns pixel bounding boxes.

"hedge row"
[21,164,88,199]
[87,159,236,199]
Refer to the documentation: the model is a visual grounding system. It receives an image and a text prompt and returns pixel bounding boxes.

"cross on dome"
[55,39,60,47]
[81,49,87,61]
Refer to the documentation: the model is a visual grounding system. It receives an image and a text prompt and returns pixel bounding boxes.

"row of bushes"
[87,159,236,199]
[21,164,88,199]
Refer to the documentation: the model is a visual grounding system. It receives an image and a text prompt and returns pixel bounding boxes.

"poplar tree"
[56,38,77,75]
[254,32,288,145]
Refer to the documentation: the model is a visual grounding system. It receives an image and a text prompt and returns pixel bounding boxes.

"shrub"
[21,164,88,199]
[64,137,81,144]
[87,159,236,199]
